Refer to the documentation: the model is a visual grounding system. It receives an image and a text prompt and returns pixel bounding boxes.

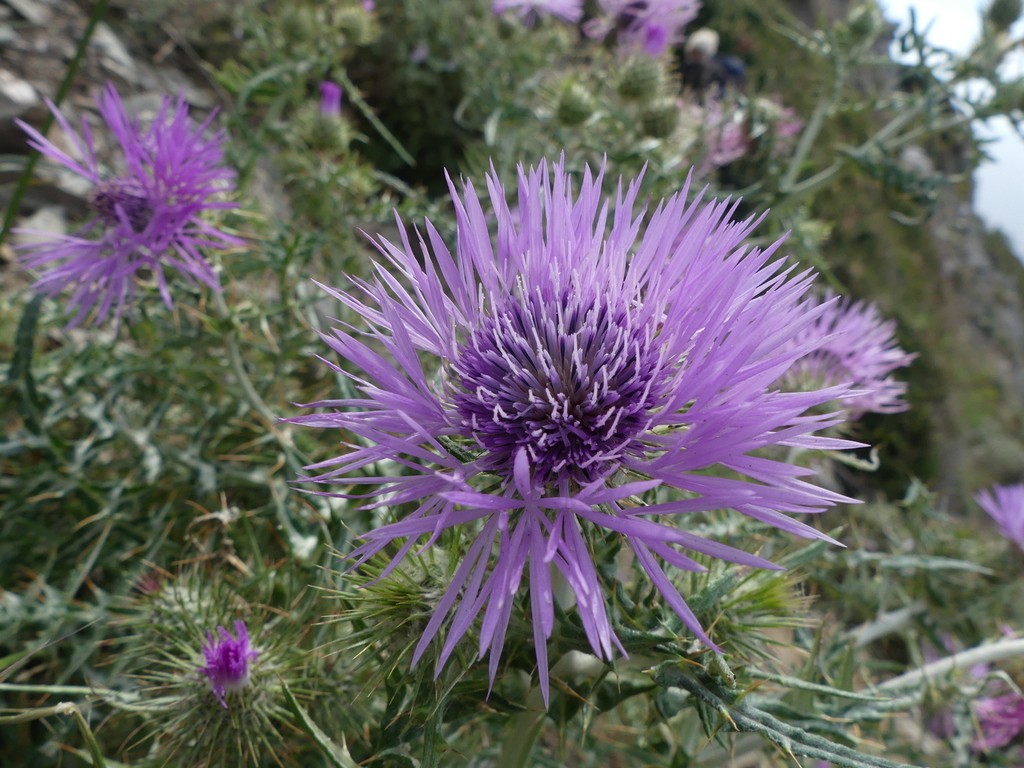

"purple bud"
[199,621,259,708]
[319,80,343,117]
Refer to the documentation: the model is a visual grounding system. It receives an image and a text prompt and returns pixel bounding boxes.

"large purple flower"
[778,292,915,419]
[199,621,259,709]
[16,83,240,327]
[976,483,1024,552]
[291,158,856,703]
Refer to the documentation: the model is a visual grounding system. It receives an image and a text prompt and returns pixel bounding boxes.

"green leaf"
[845,552,994,574]
[282,683,358,768]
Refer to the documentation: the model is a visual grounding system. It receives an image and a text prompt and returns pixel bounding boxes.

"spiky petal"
[976,483,1024,552]
[290,157,858,705]
[779,292,915,419]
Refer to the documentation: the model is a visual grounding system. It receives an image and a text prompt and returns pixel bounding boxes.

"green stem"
[876,637,1024,692]
[654,663,921,768]
[779,98,833,193]
[211,288,299,465]
[0,0,111,250]
[0,702,107,767]
[0,683,116,696]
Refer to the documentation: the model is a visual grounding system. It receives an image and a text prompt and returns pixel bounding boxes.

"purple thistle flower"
[492,0,584,24]
[975,692,1024,753]
[15,83,241,327]
[976,483,1024,552]
[319,80,343,117]
[199,620,259,709]
[778,292,915,419]
[290,157,858,705]
[587,0,701,56]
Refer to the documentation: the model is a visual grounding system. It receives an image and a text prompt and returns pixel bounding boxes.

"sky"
[876,0,1024,260]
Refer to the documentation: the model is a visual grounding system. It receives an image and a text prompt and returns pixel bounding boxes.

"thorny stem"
[211,288,300,467]
[210,288,321,553]
[847,600,928,648]
[654,663,921,768]
[876,637,1024,692]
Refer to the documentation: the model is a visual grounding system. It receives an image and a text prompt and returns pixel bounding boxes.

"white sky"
[877,0,1024,260]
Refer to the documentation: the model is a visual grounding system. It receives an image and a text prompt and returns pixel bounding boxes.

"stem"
[779,98,832,193]
[0,0,111,250]
[211,288,299,464]
[0,683,116,697]
[847,600,928,648]
[877,637,1024,692]
[654,663,920,768]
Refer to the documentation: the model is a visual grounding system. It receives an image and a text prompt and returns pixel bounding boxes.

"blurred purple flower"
[319,80,343,117]
[493,0,583,23]
[15,83,240,327]
[199,621,259,709]
[363,0,375,10]
[975,692,1024,753]
[644,23,670,55]
[290,157,856,704]
[778,292,915,419]
[587,0,701,56]
[976,483,1024,552]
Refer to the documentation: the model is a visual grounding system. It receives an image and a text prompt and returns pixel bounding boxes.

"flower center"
[453,287,665,487]
[89,180,153,232]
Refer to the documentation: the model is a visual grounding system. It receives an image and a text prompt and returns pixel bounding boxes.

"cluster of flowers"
[17,83,924,710]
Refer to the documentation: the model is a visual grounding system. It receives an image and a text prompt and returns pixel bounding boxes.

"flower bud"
[987,0,1023,32]
[640,98,679,138]
[334,5,380,45]
[556,81,596,127]
[616,55,663,101]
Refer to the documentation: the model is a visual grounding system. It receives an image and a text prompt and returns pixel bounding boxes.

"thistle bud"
[296,101,355,153]
[616,55,663,101]
[844,4,884,45]
[987,0,1023,32]
[556,81,596,127]
[280,5,319,45]
[640,98,679,138]
[333,5,380,45]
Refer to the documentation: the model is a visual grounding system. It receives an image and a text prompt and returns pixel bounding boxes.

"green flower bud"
[987,0,1023,32]
[845,4,884,44]
[280,5,319,45]
[616,56,664,101]
[296,103,355,153]
[333,6,380,46]
[556,81,596,127]
[640,98,679,139]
